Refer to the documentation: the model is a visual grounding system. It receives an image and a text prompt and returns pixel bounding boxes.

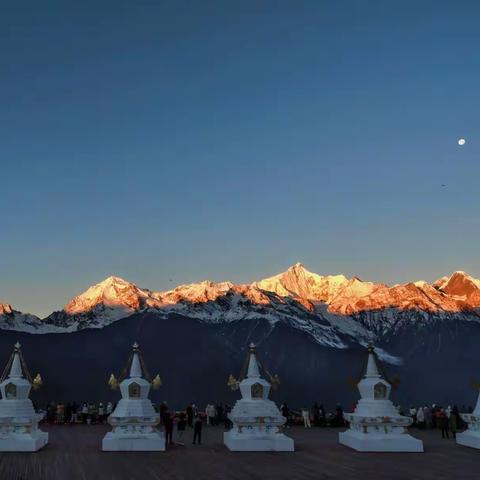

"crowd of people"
[41,400,474,443]
[280,402,346,428]
[159,402,233,446]
[288,402,474,440]
[44,401,115,424]
[407,405,471,439]
[41,400,235,447]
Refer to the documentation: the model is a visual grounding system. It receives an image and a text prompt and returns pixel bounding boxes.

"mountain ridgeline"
[1,264,480,408]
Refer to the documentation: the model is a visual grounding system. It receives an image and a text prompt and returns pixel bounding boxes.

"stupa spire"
[9,342,23,379]
[246,343,260,378]
[129,342,143,378]
[365,344,380,378]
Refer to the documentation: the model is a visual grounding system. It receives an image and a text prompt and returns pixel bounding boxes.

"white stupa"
[457,388,480,449]
[0,342,48,451]
[102,342,165,451]
[339,345,423,452]
[224,343,294,451]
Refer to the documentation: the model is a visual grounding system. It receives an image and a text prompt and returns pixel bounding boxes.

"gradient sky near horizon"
[1,1,480,317]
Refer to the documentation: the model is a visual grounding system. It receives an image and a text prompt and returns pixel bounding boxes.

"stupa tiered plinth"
[457,388,480,449]
[102,342,165,451]
[224,343,294,451]
[0,342,48,452]
[339,345,423,452]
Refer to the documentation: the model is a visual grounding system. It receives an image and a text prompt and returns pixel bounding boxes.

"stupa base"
[102,432,166,451]
[457,430,480,449]
[339,429,423,452]
[224,431,294,451]
[0,430,48,452]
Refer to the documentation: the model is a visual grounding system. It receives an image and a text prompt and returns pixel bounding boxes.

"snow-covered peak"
[0,303,13,315]
[327,280,464,315]
[154,280,283,309]
[0,304,47,333]
[64,275,160,315]
[436,271,480,300]
[4,266,480,339]
[155,280,235,304]
[253,263,349,302]
[432,276,449,290]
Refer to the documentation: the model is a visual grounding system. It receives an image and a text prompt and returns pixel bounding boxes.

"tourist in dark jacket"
[164,412,174,446]
[281,403,290,426]
[216,403,224,425]
[224,404,232,430]
[159,401,169,425]
[177,412,187,445]
[193,416,203,445]
[437,409,449,438]
[186,404,194,428]
[335,404,344,427]
[313,402,320,426]
[71,402,79,424]
[449,407,459,439]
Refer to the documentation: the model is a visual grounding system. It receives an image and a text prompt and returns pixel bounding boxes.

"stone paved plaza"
[0,425,477,480]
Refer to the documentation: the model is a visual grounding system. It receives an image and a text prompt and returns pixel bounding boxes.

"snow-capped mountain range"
[2,264,480,352]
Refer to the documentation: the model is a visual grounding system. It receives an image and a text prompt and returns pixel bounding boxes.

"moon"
[458,138,466,146]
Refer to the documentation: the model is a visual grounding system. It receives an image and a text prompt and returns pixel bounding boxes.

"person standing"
[90,403,98,424]
[449,406,459,439]
[98,403,105,424]
[81,402,88,423]
[65,403,72,424]
[409,406,417,426]
[206,404,216,426]
[71,402,79,424]
[301,408,311,428]
[416,406,425,429]
[335,404,344,427]
[46,402,54,424]
[164,412,174,446]
[56,403,65,424]
[193,416,203,445]
[438,409,449,439]
[424,406,432,429]
[319,404,326,426]
[313,403,320,426]
[159,401,169,425]
[281,403,290,427]
[177,411,187,445]
[216,403,224,426]
[106,401,113,417]
[224,404,232,430]
[186,403,194,428]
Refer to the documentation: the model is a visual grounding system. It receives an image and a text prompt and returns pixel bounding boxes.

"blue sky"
[1,1,479,316]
